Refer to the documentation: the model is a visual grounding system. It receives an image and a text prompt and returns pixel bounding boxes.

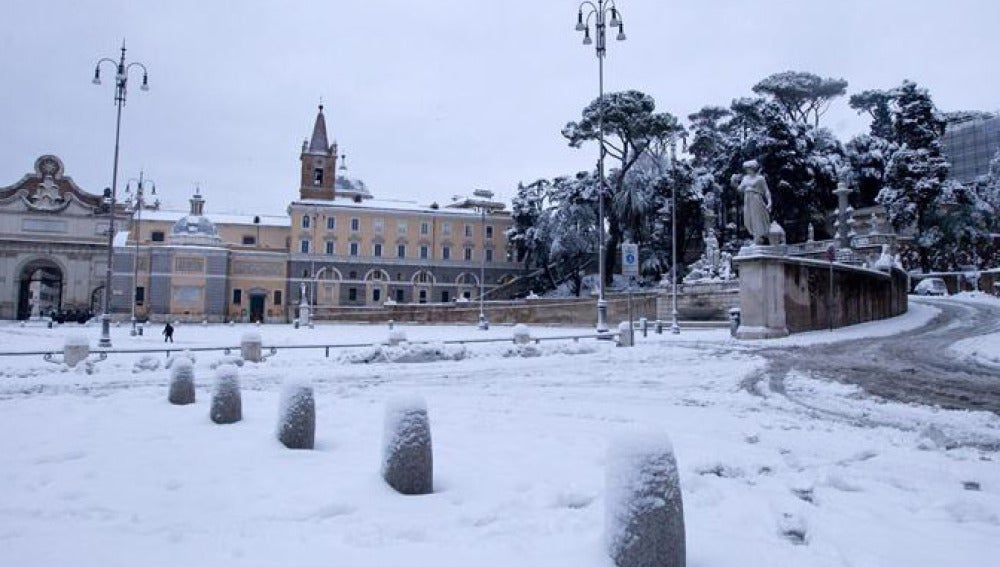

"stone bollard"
[617,322,634,347]
[277,381,315,450]
[606,431,685,567]
[512,323,531,345]
[382,395,433,495]
[728,308,741,338]
[210,367,242,424]
[64,336,90,367]
[639,317,648,338]
[655,320,664,334]
[388,319,395,330]
[168,358,196,405]
[387,329,407,346]
[240,331,263,363]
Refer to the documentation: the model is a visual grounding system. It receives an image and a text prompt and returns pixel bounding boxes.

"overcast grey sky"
[2,0,997,215]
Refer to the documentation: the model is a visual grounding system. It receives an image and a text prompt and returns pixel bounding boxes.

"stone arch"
[364,269,390,305]
[314,266,343,306]
[15,257,66,320]
[455,272,479,301]
[411,269,436,304]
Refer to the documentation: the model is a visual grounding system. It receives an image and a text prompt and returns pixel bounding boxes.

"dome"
[167,190,223,246]
[335,176,372,200]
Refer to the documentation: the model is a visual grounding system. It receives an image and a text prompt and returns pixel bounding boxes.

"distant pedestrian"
[163,322,174,343]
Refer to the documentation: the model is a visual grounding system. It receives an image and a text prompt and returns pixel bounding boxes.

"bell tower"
[299,104,338,200]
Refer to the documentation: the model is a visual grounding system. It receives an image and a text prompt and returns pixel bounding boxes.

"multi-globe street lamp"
[574,0,626,336]
[92,41,149,348]
[124,172,155,336]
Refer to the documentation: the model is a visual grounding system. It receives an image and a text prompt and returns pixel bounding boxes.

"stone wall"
[312,293,659,326]
[734,253,908,339]
[657,281,739,321]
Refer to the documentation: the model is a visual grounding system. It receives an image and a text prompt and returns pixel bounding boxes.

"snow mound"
[64,335,89,347]
[209,356,245,370]
[132,355,161,373]
[344,343,466,364]
[241,331,262,343]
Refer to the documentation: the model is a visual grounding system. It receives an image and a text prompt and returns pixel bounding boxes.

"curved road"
[750,298,1000,415]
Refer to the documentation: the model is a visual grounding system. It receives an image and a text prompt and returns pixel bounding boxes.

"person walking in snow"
[163,322,174,343]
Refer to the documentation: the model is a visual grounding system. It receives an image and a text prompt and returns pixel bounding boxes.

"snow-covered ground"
[948,292,1000,368]
[0,314,997,566]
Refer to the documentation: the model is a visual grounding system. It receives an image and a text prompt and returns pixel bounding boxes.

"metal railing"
[0,332,622,361]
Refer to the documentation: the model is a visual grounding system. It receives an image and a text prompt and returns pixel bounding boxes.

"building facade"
[0,155,129,320]
[0,106,522,321]
[942,116,1000,182]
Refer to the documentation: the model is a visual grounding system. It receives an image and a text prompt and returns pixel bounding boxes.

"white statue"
[735,160,772,245]
[299,282,309,305]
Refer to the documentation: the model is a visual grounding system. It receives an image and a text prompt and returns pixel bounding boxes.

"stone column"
[732,253,790,339]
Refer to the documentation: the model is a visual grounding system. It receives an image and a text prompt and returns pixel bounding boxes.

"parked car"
[914,277,948,296]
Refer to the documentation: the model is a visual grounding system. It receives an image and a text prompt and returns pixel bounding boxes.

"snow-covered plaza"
[1,298,999,566]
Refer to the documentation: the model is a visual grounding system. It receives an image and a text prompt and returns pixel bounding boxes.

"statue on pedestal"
[735,160,772,245]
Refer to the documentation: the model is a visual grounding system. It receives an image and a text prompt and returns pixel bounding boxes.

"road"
[749,298,1000,415]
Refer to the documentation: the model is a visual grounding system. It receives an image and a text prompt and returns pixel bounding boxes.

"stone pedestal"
[241,332,263,363]
[733,253,790,340]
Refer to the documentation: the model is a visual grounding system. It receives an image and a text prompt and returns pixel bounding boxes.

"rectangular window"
[300,239,310,254]
[486,225,494,239]
[374,218,384,233]
[351,218,360,231]
[397,244,406,258]
[232,288,242,305]
[302,215,311,229]
[442,222,452,236]
[397,221,408,235]
[135,286,146,306]
[151,231,165,242]
[373,288,382,302]
[442,246,451,260]
[396,289,405,302]
[242,235,256,245]
[441,290,450,303]
[273,290,283,306]
[464,224,473,237]
[374,243,383,257]
[350,242,359,256]
[420,222,430,235]
[464,247,473,261]
[348,287,358,301]
[325,241,335,255]
[486,249,494,262]
[326,217,335,230]
[420,245,429,259]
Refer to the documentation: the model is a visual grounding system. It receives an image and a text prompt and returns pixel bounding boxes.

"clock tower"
[299,104,338,201]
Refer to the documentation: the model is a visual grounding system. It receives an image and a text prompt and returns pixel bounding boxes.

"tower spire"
[308,104,329,154]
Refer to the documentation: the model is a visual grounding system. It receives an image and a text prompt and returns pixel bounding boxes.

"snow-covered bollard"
[382,395,433,495]
[387,328,407,347]
[210,366,242,424]
[64,335,90,367]
[241,331,263,363]
[168,358,196,405]
[605,431,685,567]
[512,323,531,345]
[617,322,634,347]
[277,381,315,450]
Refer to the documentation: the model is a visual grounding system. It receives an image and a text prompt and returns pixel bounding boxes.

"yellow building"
[106,105,521,322]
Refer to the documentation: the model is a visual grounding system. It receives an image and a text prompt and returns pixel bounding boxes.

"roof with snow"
[291,198,509,218]
[307,105,331,155]
[140,210,290,227]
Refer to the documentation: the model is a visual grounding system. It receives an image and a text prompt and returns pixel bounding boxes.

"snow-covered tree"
[752,71,848,127]
[875,81,951,272]
[562,90,684,286]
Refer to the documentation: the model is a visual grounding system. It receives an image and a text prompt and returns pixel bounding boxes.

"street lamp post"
[575,0,626,336]
[92,41,149,348]
[472,189,496,330]
[124,172,155,336]
[669,134,683,335]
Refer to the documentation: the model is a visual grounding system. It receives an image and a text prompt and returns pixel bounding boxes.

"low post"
[240,331,263,363]
[210,367,242,424]
[617,322,634,347]
[64,336,91,368]
[728,308,741,338]
[606,431,685,567]
[639,317,648,338]
[277,381,315,449]
[382,395,433,495]
[512,323,531,345]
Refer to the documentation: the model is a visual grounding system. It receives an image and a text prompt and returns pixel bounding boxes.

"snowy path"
[0,319,998,566]
[750,297,1000,417]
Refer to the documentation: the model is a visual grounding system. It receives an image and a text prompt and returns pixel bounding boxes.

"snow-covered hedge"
[382,395,433,495]
[210,367,242,424]
[277,381,315,450]
[345,343,466,364]
[605,431,685,567]
[168,359,196,405]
